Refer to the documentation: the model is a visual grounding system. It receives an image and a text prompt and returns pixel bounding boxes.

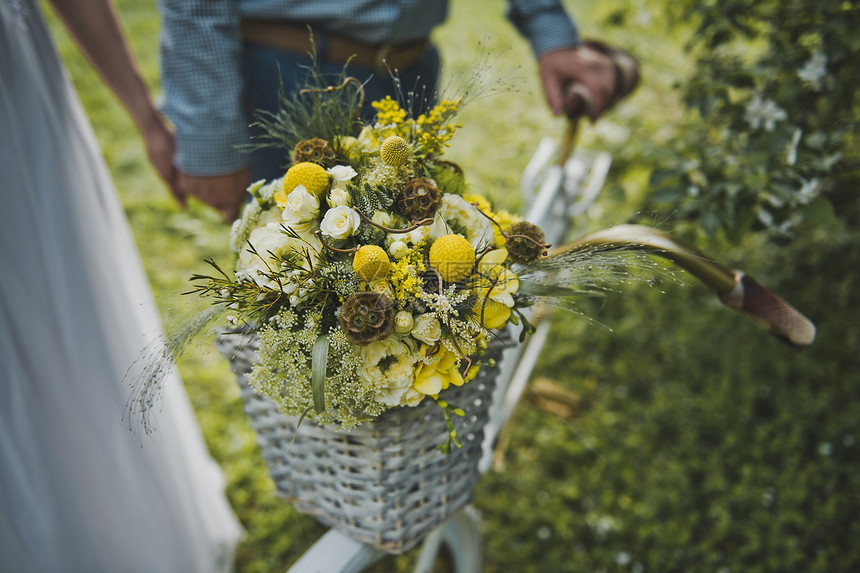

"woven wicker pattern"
[216,331,508,553]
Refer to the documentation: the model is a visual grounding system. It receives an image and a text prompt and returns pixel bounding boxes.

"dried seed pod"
[292,138,335,165]
[506,221,547,265]
[396,177,442,220]
[339,292,396,345]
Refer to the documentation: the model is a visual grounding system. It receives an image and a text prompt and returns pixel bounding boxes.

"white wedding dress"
[0,1,243,571]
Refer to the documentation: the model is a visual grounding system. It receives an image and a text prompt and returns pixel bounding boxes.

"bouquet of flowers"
[192,81,551,448]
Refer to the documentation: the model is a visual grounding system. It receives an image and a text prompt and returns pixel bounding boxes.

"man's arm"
[506,0,619,121]
[159,0,249,220]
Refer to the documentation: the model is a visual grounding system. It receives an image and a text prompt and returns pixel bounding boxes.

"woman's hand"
[139,113,185,207]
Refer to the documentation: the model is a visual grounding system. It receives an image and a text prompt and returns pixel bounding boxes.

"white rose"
[398,386,425,407]
[235,225,291,288]
[394,311,414,333]
[371,210,393,228]
[369,280,395,299]
[411,313,442,345]
[281,185,320,226]
[440,194,494,247]
[327,186,351,208]
[327,165,358,189]
[235,222,322,289]
[320,205,361,240]
[388,240,409,259]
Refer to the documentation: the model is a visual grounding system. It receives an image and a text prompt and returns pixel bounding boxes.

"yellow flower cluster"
[371,96,407,126]
[389,247,426,303]
[415,100,461,155]
[369,97,462,158]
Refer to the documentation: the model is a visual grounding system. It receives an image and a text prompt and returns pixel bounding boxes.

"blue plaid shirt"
[159,0,580,175]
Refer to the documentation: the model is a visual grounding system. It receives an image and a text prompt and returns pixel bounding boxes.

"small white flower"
[797,52,828,91]
[744,94,787,133]
[281,185,320,226]
[786,128,802,166]
[289,295,300,306]
[320,205,361,239]
[256,179,278,204]
[411,313,442,344]
[796,178,820,205]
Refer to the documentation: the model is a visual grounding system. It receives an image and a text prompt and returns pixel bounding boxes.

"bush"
[639,0,860,240]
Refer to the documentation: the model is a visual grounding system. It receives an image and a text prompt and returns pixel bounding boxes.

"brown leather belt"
[240,19,429,73]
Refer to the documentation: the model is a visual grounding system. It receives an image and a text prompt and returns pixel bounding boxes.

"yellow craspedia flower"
[283,162,329,198]
[353,245,390,282]
[380,135,412,166]
[429,234,475,283]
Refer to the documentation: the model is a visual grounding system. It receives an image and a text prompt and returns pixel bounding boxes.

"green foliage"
[640,0,860,240]
[248,68,364,165]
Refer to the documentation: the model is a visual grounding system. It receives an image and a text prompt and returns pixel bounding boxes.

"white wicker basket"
[216,331,508,553]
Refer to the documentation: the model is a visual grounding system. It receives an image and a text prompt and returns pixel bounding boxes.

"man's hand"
[177,169,250,222]
[538,45,618,122]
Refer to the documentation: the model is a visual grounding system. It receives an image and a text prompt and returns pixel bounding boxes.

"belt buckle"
[374,43,393,74]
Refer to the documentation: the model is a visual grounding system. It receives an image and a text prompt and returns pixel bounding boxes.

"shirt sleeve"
[506,0,581,57]
[158,0,248,175]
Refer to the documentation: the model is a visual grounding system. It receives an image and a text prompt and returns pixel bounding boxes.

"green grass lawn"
[47,0,860,571]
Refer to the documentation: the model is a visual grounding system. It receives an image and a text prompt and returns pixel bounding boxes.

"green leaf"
[311,335,328,414]
[800,197,838,227]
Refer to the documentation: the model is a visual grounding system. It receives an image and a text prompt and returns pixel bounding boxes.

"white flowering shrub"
[641,0,860,239]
